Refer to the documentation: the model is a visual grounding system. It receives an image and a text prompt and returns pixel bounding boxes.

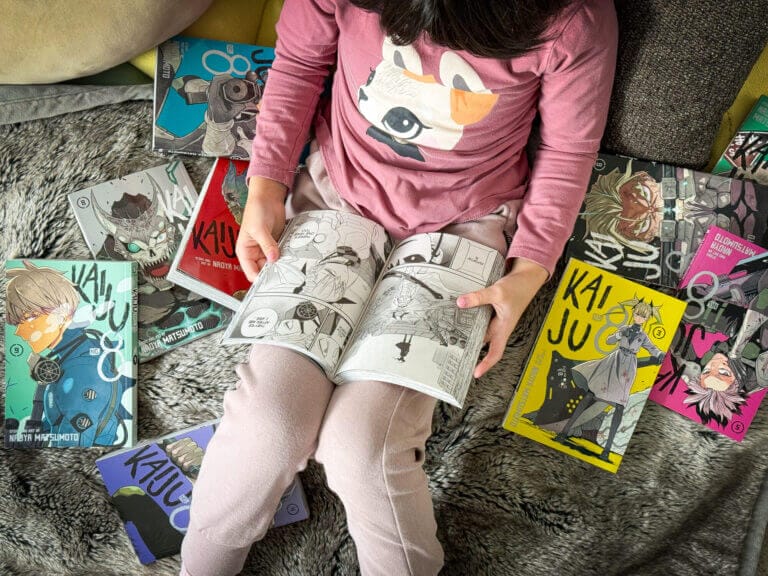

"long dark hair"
[349,0,574,59]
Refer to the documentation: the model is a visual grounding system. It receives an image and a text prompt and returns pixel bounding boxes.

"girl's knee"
[316,386,435,492]
[316,417,383,488]
[316,417,426,496]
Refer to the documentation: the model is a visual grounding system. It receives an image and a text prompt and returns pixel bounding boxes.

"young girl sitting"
[181,1,617,574]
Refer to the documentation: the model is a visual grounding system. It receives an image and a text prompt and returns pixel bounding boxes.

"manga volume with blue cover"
[96,420,309,564]
[153,35,275,160]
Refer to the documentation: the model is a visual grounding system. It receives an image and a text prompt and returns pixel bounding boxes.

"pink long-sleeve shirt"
[248,0,617,275]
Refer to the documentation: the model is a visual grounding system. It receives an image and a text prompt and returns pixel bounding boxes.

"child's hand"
[236,176,288,282]
[457,258,549,379]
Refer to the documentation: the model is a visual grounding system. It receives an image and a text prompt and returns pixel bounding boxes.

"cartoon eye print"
[125,242,142,254]
[634,218,652,237]
[381,107,429,140]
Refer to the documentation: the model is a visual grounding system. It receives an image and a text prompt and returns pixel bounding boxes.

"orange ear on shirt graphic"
[357,37,499,162]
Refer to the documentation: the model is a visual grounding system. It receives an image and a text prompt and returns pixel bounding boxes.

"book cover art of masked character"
[567,152,768,289]
[650,226,768,441]
[68,162,233,361]
[95,420,310,564]
[153,35,275,160]
[503,258,687,473]
[4,259,138,448]
[169,158,252,311]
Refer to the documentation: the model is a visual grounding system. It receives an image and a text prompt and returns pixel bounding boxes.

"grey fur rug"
[1,100,767,576]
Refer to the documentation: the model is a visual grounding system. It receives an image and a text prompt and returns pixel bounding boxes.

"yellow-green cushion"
[130,0,284,78]
[0,0,214,84]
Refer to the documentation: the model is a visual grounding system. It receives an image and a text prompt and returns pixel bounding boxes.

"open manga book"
[223,210,505,407]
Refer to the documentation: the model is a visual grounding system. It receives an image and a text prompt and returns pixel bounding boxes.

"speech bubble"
[288,221,319,249]
[241,308,278,338]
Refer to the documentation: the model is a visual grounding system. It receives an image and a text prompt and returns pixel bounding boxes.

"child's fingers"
[251,223,280,263]
[236,240,265,282]
[474,338,503,377]
[237,222,281,281]
[474,321,508,378]
[457,285,497,309]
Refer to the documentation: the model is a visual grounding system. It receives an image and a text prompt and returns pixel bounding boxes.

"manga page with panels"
[222,210,392,376]
[334,232,505,408]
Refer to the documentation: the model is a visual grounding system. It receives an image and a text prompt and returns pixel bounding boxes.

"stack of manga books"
[3,34,311,564]
[4,162,234,448]
[68,161,234,362]
[566,152,768,290]
[502,149,768,472]
[5,30,279,450]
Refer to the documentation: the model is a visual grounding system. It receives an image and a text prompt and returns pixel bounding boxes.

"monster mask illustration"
[92,177,176,291]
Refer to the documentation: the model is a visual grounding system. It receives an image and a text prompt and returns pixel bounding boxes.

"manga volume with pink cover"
[649,226,768,441]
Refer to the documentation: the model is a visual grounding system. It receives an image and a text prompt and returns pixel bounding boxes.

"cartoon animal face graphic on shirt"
[357,37,499,162]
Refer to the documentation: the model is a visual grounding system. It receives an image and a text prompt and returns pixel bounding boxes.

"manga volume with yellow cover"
[503,258,686,473]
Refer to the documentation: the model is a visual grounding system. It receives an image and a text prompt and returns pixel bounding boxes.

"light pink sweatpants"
[180,148,510,576]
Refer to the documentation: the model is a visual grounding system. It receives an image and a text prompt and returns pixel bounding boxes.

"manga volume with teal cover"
[5,259,138,448]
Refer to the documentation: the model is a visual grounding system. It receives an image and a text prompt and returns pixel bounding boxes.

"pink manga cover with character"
[650,226,768,441]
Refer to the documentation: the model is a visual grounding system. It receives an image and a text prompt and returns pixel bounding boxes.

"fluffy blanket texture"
[1,101,767,576]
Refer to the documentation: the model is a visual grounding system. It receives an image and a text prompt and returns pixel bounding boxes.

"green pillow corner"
[0,0,215,84]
